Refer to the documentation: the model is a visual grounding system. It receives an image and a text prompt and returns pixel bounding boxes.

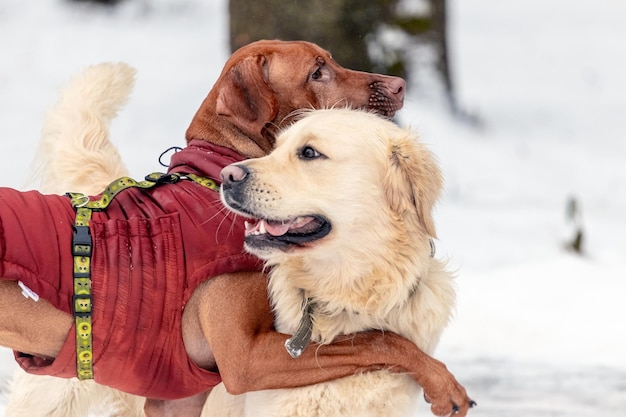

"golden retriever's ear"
[383,132,442,237]
[216,54,279,138]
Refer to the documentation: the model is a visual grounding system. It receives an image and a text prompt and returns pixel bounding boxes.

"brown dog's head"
[220,109,441,268]
[186,40,405,158]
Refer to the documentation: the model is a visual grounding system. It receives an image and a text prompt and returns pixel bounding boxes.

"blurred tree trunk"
[229,0,459,113]
[228,0,388,73]
[431,0,457,113]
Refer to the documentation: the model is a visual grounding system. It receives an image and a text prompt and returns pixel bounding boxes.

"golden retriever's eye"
[298,145,323,160]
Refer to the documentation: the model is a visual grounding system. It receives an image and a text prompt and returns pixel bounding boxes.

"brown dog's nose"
[388,77,406,101]
[220,164,249,189]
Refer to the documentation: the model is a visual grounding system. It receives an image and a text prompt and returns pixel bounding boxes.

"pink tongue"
[263,217,315,237]
[263,219,291,236]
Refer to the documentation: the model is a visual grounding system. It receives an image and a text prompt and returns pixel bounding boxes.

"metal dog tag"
[284,298,313,358]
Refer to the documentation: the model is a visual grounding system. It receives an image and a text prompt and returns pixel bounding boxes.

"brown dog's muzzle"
[369,76,405,118]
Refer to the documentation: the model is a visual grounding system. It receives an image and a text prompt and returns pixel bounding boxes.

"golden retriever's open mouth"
[243,215,331,249]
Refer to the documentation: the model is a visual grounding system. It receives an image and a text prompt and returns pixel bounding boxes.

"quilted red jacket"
[0,140,262,399]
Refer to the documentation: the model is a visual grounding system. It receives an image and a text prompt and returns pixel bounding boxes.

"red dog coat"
[1,140,262,399]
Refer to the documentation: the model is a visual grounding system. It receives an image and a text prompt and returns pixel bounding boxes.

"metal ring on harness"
[72,194,90,208]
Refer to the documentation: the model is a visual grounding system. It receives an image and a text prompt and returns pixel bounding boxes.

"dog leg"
[5,369,142,417]
[0,281,72,358]
[201,383,244,417]
[0,281,143,417]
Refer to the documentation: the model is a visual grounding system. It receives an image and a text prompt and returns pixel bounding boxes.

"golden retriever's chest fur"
[248,257,455,417]
[244,371,421,417]
[269,257,455,355]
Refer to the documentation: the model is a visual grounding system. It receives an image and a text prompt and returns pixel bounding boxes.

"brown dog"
[3,40,471,417]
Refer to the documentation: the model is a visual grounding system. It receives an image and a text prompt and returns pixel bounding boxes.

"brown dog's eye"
[309,57,329,82]
[311,67,323,81]
[298,145,323,160]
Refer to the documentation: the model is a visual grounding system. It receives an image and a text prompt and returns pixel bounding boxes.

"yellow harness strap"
[67,172,218,380]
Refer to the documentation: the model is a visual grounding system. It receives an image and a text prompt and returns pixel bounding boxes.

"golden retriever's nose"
[220,164,249,189]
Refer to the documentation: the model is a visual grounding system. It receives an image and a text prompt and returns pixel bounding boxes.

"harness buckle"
[145,172,181,185]
[72,226,92,257]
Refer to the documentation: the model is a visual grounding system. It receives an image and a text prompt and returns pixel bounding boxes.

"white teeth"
[244,220,265,236]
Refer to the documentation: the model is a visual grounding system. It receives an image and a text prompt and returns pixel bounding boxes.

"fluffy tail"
[31,62,135,195]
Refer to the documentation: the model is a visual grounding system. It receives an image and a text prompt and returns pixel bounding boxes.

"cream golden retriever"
[217,108,461,417]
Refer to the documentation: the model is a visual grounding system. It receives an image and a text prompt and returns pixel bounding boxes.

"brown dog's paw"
[418,359,475,417]
[425,393,477,417]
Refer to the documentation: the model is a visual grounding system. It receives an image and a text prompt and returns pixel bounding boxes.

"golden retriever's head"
[220,109,442,272]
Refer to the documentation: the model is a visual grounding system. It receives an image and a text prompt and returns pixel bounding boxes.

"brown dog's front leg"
[0,280,72,358]
[144,391,209,417]
[198,272,474,417]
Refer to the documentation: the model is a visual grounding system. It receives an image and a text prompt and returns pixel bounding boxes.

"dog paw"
[419,360,475,417]
[424,393,476,417]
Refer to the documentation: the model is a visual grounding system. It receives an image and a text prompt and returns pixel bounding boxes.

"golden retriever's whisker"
[213,207,239,241]
[195,201,235,240]
[199,200,231,224]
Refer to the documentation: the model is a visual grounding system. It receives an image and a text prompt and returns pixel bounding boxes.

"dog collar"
[68,172,218,380]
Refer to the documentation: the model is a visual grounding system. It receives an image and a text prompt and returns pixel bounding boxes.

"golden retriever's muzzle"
[220,164,331,253]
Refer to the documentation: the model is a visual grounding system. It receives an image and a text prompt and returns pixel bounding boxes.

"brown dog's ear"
[383,131,442,237]
[216,54,279,139]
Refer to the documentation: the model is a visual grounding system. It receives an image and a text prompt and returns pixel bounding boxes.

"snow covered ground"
[0,0,624,416]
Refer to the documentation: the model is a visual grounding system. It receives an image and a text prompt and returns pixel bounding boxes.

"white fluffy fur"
[209,109,456,417]
[29,62,132,195]
[6,63,144,417]
[6,371,143,417]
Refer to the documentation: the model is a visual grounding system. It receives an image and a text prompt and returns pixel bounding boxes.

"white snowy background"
[0,0,625,416]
